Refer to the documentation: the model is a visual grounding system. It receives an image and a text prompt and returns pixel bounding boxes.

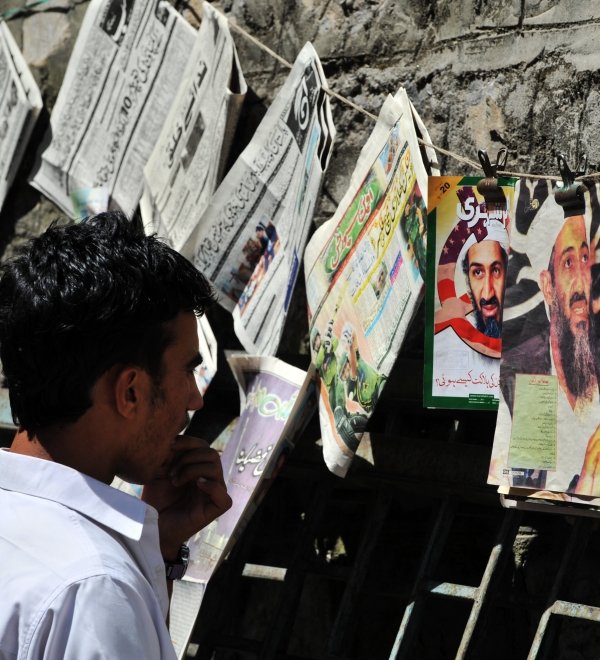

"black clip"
[478,148,508,178]
[555,152,587,217]
[556,152,587,187]
[476,148,508,205]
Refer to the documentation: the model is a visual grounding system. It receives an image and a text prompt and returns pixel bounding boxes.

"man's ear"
[540,269,553,306]
[114,367,144,418]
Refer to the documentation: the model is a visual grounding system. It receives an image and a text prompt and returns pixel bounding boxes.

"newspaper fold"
[424,176,517,410]
[181,42,335,356]
[304,89,438,477]
[0,21,42,212]
[489,178,600,506]
[140,1,246,247]
[30,0,195,218]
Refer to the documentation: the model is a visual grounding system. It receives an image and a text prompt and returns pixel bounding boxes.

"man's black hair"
[0,211,216,434]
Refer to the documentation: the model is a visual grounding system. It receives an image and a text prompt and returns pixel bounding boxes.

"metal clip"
[555,152,587,217]
[476,148,508,205]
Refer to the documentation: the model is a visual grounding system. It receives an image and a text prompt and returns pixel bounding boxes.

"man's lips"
[481,302,499,318]
[569,292,589,319]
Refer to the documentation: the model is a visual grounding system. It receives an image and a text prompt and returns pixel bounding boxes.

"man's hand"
[142,435,232,560]
[575,424,600,497]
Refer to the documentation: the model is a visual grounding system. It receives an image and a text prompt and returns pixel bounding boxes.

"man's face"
[466,240,506,336]
[312,332,321,352]
[542,215,595,401]
[123,311,204,483]
[548,215,591,336]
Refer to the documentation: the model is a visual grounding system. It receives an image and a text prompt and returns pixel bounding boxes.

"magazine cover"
[489,178,600,499]
[424,176,516,409]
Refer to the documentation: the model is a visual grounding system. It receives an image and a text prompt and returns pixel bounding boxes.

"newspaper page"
[140,2,246,247]
[304,89,438,477]
[488,178,600,503]
[0,21,42,212]
[423,176,517,410]
[181,42,335,355]
[29,0,195,219]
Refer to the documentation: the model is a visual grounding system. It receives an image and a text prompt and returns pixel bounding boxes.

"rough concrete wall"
[5,1,600,248]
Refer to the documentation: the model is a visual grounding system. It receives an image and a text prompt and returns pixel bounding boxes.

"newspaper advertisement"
[140,2,246,248]
[29,0,195,218]
[489,178,600,503]
[0,21,42,212]
[304,89,438,477]
[423,176,516,410]
[181,42,335,355]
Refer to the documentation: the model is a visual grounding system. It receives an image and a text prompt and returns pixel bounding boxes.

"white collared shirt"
[0,449,177,659]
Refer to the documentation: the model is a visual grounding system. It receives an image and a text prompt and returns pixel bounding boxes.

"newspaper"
[140,2,246,247]
[423,176,517,410]
[29,0,195,219]
[181,42,335,355]
[304,90,438,477]
[488,178,600,504]
[0,21,42,212]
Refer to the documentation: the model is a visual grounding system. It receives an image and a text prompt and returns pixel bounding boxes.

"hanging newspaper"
[0,21,42,212]
[304,90,438,477]
[140,2,246,247]
[168,355,316,657]
[29,0,195,219]
[423,176,517,410]
[181,42,335,355]
[489,178,600,505]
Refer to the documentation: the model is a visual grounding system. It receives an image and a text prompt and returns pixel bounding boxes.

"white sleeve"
[25,575,177,660]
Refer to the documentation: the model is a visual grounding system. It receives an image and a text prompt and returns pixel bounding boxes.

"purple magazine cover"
[186,362,305,582]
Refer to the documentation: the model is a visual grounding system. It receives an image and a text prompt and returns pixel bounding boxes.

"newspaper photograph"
[140,2,246,248]
[181,42,335,355]
[0,21,42,212]
[304,89,438,477]
[489,178,600,500]
[423,176,516,410]
[185,354,316,584]
[29,0,195,218]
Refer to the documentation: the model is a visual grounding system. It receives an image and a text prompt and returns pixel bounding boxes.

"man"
[462,237,507,338]
[0,212,232,658]
[498,201,598,493]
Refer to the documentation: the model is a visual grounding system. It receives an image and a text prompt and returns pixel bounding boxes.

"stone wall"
[5,1,600,245]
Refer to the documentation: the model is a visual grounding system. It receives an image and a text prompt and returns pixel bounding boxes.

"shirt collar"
[0,449,150,541]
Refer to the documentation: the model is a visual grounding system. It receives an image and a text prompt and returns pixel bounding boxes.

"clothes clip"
[476,148,508,205]
[555,152,587,216]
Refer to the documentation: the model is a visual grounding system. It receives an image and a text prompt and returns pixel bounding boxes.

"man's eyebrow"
[186,353,203,369]
[559,242,588,259]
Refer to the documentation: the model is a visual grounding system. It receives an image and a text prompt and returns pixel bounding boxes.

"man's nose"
[573,257,590,294]
[189,379,204,412]
[483,272,494,299]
